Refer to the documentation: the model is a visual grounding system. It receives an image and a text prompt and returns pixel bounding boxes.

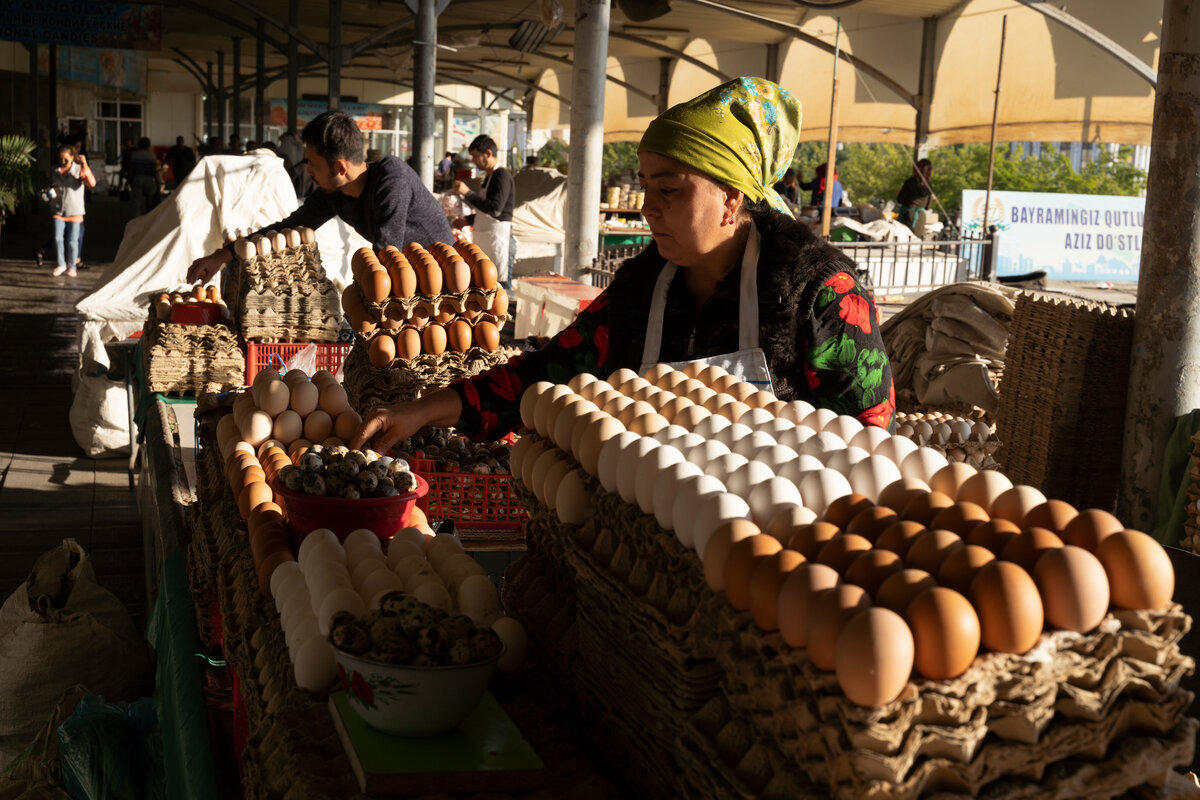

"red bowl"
[275,474,429,544]
[171,302,222,325]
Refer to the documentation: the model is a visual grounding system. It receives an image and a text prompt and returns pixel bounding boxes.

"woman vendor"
[353,78,893,454]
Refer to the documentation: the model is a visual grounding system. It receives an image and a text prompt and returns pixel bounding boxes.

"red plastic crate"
[411,458,527,530]
[244,341,353,385]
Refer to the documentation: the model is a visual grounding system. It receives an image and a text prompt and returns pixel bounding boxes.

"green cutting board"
[328,691,546,796]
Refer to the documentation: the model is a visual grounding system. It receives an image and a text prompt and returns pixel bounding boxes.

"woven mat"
[342,338,517,412]
[995,293,1135,510]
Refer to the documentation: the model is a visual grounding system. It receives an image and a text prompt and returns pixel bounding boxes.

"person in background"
[772,168,801,205]
[203,136,223,157]
[352,77,893,452]
[245,139,259,152]
[279,130,304,167]
[129,137,160,217]
[228,133,243,154]
[800,163,843,211]
[48,143,96,277]
[188,110,452,283]
[165,135,196,187]
[452,135,515,289]
[897,158,933,232]
[436,151,454,190]
[117,136,134,194]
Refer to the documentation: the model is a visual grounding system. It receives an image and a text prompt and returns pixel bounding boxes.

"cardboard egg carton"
[223,241,343,343]
[895,410,1002,470]
[352,287,505,342]
[142,310,245,394]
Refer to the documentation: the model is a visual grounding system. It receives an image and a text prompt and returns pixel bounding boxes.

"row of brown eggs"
[367,318,502,366]
[350,241,499,306]
[231,226,318,260]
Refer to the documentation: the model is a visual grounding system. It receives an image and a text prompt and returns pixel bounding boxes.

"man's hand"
[452,179,470,196]
[351,403,424,454]
[187,251,231,284]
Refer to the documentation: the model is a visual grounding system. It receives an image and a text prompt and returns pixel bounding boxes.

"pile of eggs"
[232,368,363,454]
[267,526,526,690]
[280,446,415,499]
[511,364,1176,707]
[231,225,318,260]
[153,283,223,320]
[894,411,992,447]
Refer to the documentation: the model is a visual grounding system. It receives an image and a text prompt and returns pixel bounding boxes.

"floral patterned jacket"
[450,207,894,440]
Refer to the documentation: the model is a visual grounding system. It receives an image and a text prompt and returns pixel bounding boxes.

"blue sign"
[0,2,162,50]
[962,189,1144,282]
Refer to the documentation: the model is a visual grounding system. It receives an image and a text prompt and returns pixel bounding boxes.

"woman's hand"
[351,389,464,454]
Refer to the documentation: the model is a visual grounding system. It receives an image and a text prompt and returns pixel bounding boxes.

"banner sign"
[0,2,162,50]
[41,45,146,94]
[269,98,384,131]
[962,189,1145,282]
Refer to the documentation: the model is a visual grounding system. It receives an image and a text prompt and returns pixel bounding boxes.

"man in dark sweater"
[187,110,451,282]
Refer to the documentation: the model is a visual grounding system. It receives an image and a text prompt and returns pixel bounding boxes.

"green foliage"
[601,141,640,182]
[0,134,36,216]
[537,139,569,174]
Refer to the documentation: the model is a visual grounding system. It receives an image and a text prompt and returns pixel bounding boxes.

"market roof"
[156,0,1162,146]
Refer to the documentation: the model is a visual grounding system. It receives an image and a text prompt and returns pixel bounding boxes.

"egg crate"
[142,316,245,395]
[499,551,580,711]
[341,337,516,412]
[224,246,344,344]
[350,285,504,338]
[237,308,344,344]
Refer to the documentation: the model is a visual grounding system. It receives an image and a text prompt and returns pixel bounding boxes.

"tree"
[0,135,36,216]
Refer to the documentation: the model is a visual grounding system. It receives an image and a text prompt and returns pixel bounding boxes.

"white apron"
[471,171,511,285]
[639,226,775,394]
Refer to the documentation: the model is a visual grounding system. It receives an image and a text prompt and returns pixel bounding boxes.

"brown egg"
[474,257,499,291]
[835,607,914,706]
[414,256,443,295]
[937,545,996,594]
[907,587,980,680]
[876,480,931,518]
[823,493,873,529]
[748,550,807,630]
[238,480,274,519]
[843,549,904,596]
[394,326,421,360]
[422,323,448,355]
[334,409,363,442]
[249,518,290,566]
[766,505,815,543]
[724,535,783,610]
[303,409,333,443]
[807,584,872,670]
[930,501,990,536]
[379,246,416,298]
[965,518,1022,556]
[444,257,471,294]
[474,320,500,351]
[205,285,221,303]
[956,470,1014,511]
[702,519,761,590]
[1023,499,1078,533]
[1033,545,1109,633]
[990,485,1048,526]
[875,568,937,615]
[364,266,391,304]
[786,521,841,560]
[928,463,978,498]
[875,520,927,559]
[658,395,696,424]
[816,533,874,574]
[379,300,406,331]
[1001,527,1064,572]
[906,529,965,573]
[350,247,375,284]
[248,502,285,534]
[489,286,510,317]
[447,319,473,352]
[1095,529,1175,610]
[845,506,898,543]
[901,490,956,526]
[368,332,396,367]
[777,562,842,647]
[1062,509,1124,551]
[969,560,1044,653]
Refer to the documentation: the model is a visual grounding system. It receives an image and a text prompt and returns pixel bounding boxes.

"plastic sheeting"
[511,166,568,245]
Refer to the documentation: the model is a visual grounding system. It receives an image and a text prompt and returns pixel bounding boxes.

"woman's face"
[58,150,73,168]
[638,151,735,267]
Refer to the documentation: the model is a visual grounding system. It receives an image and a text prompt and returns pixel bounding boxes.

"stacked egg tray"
[504,430,1198,800]
[190,421,619,800]
[223,237,343,343]
[895,410,1001,470]
[142,305,245,395]
[1181,430,1200,555]
[995,293,1134,511]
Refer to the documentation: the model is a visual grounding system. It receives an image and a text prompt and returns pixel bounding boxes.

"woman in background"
[48,144,96,277]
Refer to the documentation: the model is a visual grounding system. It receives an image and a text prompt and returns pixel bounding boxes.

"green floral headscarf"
[639,77,801,218]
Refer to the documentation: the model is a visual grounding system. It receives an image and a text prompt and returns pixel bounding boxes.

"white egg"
[684,439,732,469]
[393,553,435,582]
[651,424,692,447]
[873,434,920,465]
[532,384,573,438]
[359,569,404,608]
[704,452,750,481]
[458,574,501,626]
[713,422,755,450]
[318,586,366,635]
[746,476,804,528]
[798,468,853,516]
[778,424,816,452]
[692,414,732,440]
[972,420,992,441]
[298,529,341,565]
[350,557,389,591]
[540,459,575,511]
[823,414,864,441]
[492,617,528,673]
[730,430,779,460]
[567,372,599,394]
[428,532,465,571]
[798,431,847,462]
[529,449,568,505]
[389,527,429,558]
[932,421,953,445]
[756,443,801,474]
[652,460,705,530]
[344,528,383,555]
[901,446,951,484]
[555,469,592,525]
[739,407,776,429]
[780,400,816,424]
[847,455,904,503]
[274,571,308,616]
[671,474,727,549]
[804,407,838,431]
[413,581,455,613]
[553,399,600,451]
[293,637,337,692]
[269,560,303,599]
[284,611,318,652]
[603,394,635,420]
[673,432,706,453]
[691,492,754,557]
[615,436,662,505]
[949,419,973,443]
[308,566,353,611]
[406,571,445,595]
[596,431,641,494]
[778,453,826,485]
[724,460,776,501]
[758,417,797,439]
[634,444,685,514]
[519,382,554,429]
[826,445,871,476]
[343,544,385,573]
[849,425,892,453]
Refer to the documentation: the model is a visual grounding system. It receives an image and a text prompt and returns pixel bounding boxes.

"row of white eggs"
[223,368,361,449]
[232,226,318,260]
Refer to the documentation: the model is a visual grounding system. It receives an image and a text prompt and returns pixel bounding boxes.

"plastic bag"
[56,695,163,800]
[440,191,464,219]
[285,343,318,376]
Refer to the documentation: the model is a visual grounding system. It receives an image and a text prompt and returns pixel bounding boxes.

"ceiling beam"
[608,31,731,83]
[439,63,569,105]
[222,0,328,60]
[167,0,288,54]
[1015,0,1156,87]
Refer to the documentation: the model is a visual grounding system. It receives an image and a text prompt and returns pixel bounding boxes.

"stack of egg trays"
[340,336,512,413]
[1183,431,1200,554]
[143,306,245,395]
[507,435,1198,800]
[223,241,343,343]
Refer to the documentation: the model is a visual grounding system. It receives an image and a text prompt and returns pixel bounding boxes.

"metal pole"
[1119,0,1200,531]
[820,19,840,239]
[982,16,1007,233]
[231,37,241,142]
[913,16,937,160]
[48,44,57,147]
[328,0,342,110]
[288,0,299,134]
[657,57,671,115]
[255,18,265,142]
[27,44,37,149]
[412,0,437,187]
[563,0,610,282]
[216,50,226,145]
[205,61,213,139]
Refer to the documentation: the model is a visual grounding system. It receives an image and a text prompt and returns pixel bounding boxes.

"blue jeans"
[53,218,80,269]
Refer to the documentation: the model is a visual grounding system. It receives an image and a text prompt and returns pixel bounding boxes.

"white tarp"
[71,151,368,456]
[511,166,567,245]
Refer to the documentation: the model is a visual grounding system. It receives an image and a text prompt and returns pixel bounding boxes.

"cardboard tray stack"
[223,230,343,343]
[504,432,1198,800]
[142,302,245,394]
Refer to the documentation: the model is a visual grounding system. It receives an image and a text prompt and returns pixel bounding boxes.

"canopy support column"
[412,0,438,189]
[563,0,610,282]
[657,57,672,114]
[328,0,342,110]
[48,44,56,147]
[205,62,213,139]
[1119,0,1200,531]
[765,42,781,84]
[288,0,299,134]
[216,50,226,145]
[913,16,937,159]
[232,37,242,142]
[255,19,265,142]
[26,44,37,150]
